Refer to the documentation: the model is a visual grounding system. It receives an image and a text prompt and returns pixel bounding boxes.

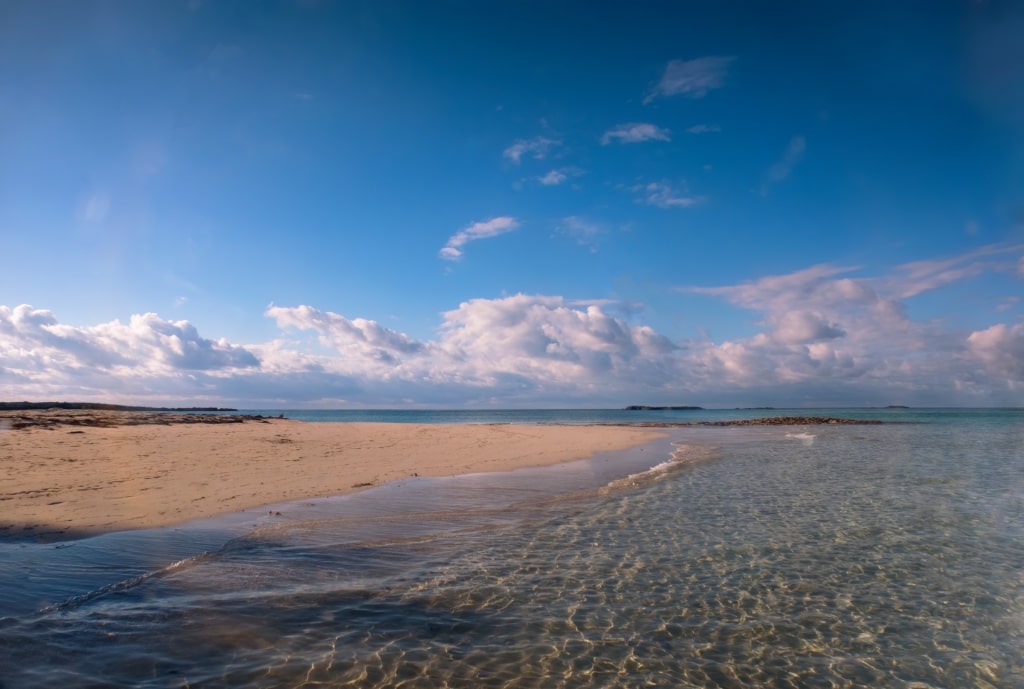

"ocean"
[1,408,1022,687]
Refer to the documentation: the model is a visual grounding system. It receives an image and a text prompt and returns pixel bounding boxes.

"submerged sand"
[0,411,663,542]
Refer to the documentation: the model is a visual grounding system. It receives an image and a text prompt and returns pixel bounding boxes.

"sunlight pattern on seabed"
[0,410,1022,688]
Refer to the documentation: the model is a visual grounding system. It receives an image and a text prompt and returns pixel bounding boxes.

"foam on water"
[602,442,719,492]
[785,431,816,445]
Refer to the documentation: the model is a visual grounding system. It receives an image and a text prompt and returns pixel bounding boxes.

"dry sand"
[0,411,663,541]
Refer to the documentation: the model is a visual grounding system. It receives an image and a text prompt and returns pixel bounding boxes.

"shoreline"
[0,412,666,542]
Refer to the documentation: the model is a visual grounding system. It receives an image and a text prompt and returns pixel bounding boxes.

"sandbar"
[0,412,663,542]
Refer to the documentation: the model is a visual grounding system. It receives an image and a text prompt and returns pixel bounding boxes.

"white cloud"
[678,252,1024,400]
[687,124,721,134]
[262,296,680,404]
[439,217,519,261]
[4,248,1024,406]
[967,324,1024,381]
[0,298,682,407]
[267,305,424,361]
[537,167,583,186]
[0,305,259,374]
[503,136,561,164]
[633,181,702,208]
[0,305,260,403]
[435,295,678,388]
[769,311,847,345]
[645,56,735,104]
[539,169,567,186]
[765,136,806,184]
[600,123,671,145]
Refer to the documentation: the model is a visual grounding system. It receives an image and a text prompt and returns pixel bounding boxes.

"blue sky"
[1,0,1023,408]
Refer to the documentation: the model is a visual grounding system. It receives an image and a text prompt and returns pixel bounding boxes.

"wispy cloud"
[538,169,568,186]
[687,124,721,134]
[765,136,806,184]
[632,181,702,208]
[600,123,671,145]
[503,136,561,164]
[645,56,735,104]
[439,217,520,261]
[78,192,110,223]
[558,216,604,252]
[887,243,1024,298]
[537,167,584,186]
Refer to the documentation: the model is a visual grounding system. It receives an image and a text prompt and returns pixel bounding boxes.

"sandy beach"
[0,411,663,542]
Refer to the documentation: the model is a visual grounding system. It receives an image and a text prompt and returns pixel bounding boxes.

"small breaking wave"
[785,432,816,445]
[602,443,718,492]
[37,551,217,614]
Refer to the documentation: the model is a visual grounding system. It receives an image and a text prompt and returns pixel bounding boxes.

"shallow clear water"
[2,410,1023,688]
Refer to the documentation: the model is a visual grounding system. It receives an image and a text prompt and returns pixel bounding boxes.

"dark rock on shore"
[624,405,704,411]
[0,409,277,430]
[0,401,238,412]
[696,416,883,426]
[614,416,885,428]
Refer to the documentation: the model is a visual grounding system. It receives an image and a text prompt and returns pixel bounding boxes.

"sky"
[1,0,1023,409]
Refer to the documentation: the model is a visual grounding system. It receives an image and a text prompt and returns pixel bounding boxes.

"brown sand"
[0,412,663,541]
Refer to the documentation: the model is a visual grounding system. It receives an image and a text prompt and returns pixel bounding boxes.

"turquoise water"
[237,407,933,425]
[1,409,1023,687]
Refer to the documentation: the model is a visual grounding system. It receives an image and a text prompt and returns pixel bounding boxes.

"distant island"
[624,405,704,411]
[0,402,237,412]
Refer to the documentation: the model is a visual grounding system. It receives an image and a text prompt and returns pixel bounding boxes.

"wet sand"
[0,411,664,541]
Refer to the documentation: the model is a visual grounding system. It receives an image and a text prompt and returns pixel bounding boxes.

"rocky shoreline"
[609,416,885,428]
[0,409,276,431]
[1,410,888,432]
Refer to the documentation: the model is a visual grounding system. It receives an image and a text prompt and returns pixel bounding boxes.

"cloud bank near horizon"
[2,249,1022,408]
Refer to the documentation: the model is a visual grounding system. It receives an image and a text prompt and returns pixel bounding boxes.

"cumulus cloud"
[679,250,1024,401]
[439,216,519,260]
[645,56,735,104]
[4,246,1024,406]
[0,305,258,374]
[435,295,678,388]
[600,123,671,145]
[688,263,913,351]
[968,324,1024,380]
[0,305,260,403]
[262,296,681,405]
[503,136,561,164]
[0,297,687,407]
[768,311,847,345]
[266,305,424,364]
